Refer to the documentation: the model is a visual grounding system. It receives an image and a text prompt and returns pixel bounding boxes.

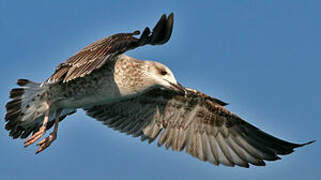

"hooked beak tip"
[169,82,186,95]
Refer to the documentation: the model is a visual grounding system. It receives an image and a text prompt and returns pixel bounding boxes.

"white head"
[142,61,185,94]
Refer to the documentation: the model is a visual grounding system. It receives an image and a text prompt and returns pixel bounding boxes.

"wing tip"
[297,140,316,147]
[142,12,174,46]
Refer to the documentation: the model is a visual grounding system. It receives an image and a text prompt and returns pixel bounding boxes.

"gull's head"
[142,61,185,94]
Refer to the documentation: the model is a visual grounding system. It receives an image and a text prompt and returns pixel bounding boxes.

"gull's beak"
[169,82,186,95]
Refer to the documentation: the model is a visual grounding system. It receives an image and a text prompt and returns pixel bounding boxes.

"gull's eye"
[160,70,167,76]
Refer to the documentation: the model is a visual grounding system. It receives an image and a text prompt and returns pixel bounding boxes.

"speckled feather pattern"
[85,88,313,168]
[4,13,313,166]
[46,55,146,109]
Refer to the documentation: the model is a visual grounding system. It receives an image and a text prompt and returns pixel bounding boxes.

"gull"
[5,13,314,167]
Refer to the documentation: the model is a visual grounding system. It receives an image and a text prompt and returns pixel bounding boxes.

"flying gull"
[5,13,314,168]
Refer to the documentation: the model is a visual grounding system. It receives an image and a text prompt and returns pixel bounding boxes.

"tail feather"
[9,88,24,99]
[5,79,44,138]
[5,79,76,139]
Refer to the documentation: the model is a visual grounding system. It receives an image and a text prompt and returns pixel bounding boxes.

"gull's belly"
[49,65,124,109]
[56,86,122,108]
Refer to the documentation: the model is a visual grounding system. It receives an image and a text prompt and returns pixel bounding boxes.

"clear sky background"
[0,0,320,180]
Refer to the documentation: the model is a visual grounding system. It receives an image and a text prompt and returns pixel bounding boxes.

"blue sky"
[0,0,320,179]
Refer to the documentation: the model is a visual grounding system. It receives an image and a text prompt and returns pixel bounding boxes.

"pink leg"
[24,105,50,147]
[35,109,62,154]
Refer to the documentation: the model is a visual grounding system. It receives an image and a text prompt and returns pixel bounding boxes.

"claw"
[24,126,46,147]
[35,133,57,154]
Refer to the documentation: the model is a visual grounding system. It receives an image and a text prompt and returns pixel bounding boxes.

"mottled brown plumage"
[5,13,174,141]
[85,88,314,168]
[4,13,314,166]
[48,13,173,83]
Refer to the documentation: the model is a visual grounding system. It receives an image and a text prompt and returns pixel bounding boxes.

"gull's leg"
[36,109,62,154]
[24,104,50,147]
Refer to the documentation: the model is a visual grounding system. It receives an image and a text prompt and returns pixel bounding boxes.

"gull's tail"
[5,79,49,139]
[5,79,77,139]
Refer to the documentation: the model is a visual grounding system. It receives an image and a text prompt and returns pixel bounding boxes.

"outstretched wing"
[48,13,174,83]
[85,88,313,168]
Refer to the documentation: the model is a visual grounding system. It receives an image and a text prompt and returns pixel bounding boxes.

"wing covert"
[85,88,313,167]
[48,13,174,83]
